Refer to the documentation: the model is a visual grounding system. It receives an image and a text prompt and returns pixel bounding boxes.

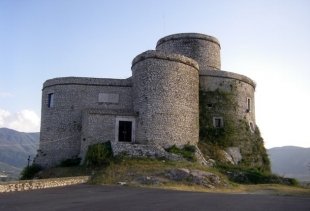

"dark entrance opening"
[118,121,132,142]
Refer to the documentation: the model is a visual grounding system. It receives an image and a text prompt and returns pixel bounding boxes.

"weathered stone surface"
[189,170,221,187]
[132,50,199,148]
[166,168,224,188]
[111,142,184,161]
[168,168,191,181]
[98,93,119,103]
[220,150,235,165]
[199,69,256,129]
[136,176,160,185]
[156,33,221,71]
[194,146,214,167]
[36,32,257,169]
[0,176,89,193]
[226,147,242,164]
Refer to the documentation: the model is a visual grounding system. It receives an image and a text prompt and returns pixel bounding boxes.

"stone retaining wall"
[0,176,90,193]
[111,142,184,160]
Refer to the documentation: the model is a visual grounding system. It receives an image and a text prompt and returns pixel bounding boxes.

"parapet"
[43,77,132,90]
[200,69,256,89]
[156,33,220,47]
[156,33,221,71]
[131,50,199,70]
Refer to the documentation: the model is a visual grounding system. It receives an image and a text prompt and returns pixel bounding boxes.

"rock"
[208,159,216,165]
[194,146,214,167]
[167,168,190,181]
[136,176,160,185]
[117,182,127,186]
[167,169,224,189]
[220,150,235,164]
[226,147,242,164]
[190,170,221,186]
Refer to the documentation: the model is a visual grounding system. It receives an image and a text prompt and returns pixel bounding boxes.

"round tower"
[156,33,221,71]
[132,50,199,147]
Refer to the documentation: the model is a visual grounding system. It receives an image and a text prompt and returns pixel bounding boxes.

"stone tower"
[132,50,199,147]
[35,32,260,168]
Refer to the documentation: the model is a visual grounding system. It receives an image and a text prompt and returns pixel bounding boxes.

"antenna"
[163,13,166,35]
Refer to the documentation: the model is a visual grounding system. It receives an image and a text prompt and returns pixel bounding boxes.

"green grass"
[165,144,197,162]
[20,164,42,180]
[36,157,310,197]
[216,164,299,186]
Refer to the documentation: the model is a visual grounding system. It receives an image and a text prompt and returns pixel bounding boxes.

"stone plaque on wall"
[98,93,119,103]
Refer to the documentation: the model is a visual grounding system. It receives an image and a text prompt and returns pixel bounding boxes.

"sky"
[0,0,309,149]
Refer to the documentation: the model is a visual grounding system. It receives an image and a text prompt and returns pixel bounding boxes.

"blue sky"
[0,0,309,148]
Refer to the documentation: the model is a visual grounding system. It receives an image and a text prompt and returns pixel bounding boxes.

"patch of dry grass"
[37,165,91,179]
[38,157,310,197]
[89,158,211,184]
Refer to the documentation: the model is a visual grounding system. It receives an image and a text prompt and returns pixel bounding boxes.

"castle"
[35,33,256,168]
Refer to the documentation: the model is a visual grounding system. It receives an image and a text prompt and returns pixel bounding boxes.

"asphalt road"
[0,184,309,211]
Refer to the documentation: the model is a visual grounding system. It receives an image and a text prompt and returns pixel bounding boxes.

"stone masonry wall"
[79,109,137,163]
[156,33,221,71]
[36,77,133,168]
[111,142,184,160]
[200,69,256,127]
[36,32,259,168]
[132,50,199,147]
[0,176,89,193]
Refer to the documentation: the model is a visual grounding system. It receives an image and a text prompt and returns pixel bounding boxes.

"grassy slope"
[37,158,310,197]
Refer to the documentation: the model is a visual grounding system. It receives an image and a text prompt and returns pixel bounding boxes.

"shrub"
[217,164,299,186]
[85,141,113,166]
[20,164,42,180]
[60,157,81,167]
[165,144,197,162]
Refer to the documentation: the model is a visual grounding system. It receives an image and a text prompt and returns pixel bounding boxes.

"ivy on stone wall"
[198,82,270,172]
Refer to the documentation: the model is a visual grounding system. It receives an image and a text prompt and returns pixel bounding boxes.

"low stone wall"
[0,176,90,193]
[111,142,184,160]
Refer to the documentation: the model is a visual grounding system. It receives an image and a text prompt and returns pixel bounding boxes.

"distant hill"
[0,161,21,181]
[0,128,39,168]
[268,146,310,180]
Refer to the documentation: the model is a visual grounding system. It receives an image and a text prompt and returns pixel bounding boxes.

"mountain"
[268,146,310,180]
[0,161,21,181]
[0,128,39,168]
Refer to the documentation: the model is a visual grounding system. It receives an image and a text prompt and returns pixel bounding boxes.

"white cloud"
[0,109,40,132]
[0,92,13,97]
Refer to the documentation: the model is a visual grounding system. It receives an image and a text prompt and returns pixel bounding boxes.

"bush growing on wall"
[198,82,270,172]
[85,142,113,166]
[20,164,42,180]
[165,143,197,162]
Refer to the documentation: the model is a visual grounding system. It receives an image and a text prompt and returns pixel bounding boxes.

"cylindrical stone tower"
[132,50,199,147]
[156,33,221,71]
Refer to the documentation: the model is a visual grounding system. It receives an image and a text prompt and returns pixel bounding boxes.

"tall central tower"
[156,33,221,71]
[132,50,199,147]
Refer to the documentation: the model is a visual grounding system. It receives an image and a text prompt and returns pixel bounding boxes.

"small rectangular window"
[48,93,54,107]
[215,119,221,128]
[213,117,223,128]
[206,103,213,108]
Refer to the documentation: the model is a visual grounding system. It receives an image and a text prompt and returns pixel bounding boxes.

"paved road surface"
[0,184,309,211]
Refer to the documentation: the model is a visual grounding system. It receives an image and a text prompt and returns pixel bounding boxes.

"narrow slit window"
[249,122,255,132]
[48,93,54,108]
[247,98,251,112]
